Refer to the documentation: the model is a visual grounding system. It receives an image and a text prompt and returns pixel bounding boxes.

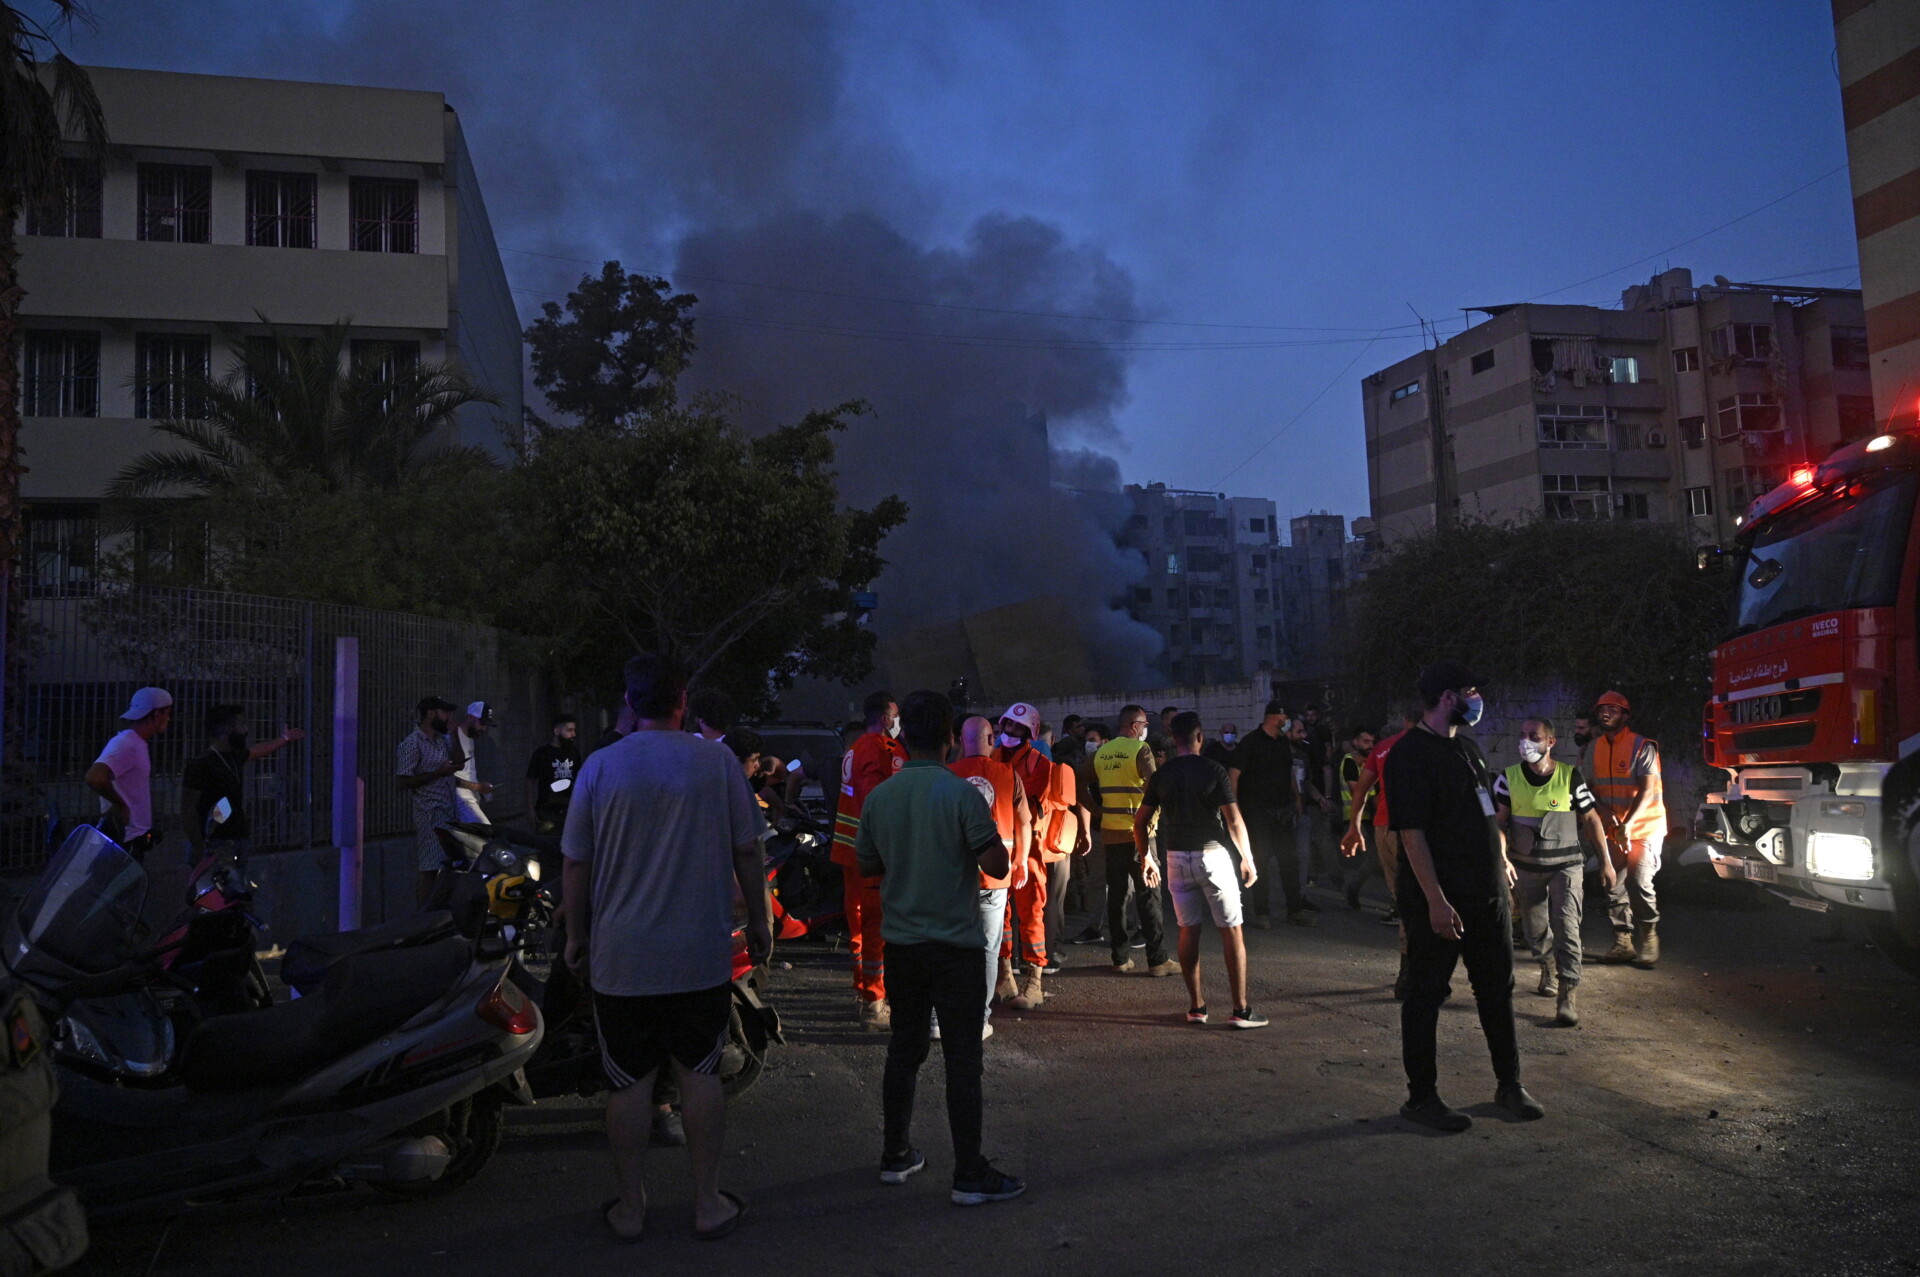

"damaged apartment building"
[1360,268,1875,545]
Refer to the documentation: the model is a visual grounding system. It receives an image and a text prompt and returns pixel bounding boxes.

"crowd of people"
[79,654,1670,1238]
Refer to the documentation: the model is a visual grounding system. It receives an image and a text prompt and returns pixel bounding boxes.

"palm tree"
[0,3,105,821]
[108,318,500,500]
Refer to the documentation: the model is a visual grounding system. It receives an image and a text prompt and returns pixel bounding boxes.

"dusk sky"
[68,1,1858,529]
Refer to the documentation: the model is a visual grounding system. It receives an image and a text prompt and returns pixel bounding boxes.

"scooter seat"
[280,911,460,993]
[178,936,472,1092]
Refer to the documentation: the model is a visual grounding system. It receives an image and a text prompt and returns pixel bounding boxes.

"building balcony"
[18,237,449,330]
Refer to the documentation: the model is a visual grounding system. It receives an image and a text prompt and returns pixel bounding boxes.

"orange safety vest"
[950,754,1019,888]
[1589,729,1665,841]
[994,742,1075,862]
[832,731,906,868]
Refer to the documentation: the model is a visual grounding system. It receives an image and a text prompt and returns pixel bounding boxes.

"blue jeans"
[978,888,1007,1018]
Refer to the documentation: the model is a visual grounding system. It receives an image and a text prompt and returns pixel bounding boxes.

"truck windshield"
[1732,471,1918,635]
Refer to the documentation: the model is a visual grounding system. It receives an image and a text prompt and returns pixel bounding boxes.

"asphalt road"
[77,877,1920,1277]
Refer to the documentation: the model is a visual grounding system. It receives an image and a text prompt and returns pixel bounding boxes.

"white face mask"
[888,719,901,739]
[1085,739,1101,754]
[997,732,1023,750]
[1518,738,1548,764]
[1222,732,1238,746]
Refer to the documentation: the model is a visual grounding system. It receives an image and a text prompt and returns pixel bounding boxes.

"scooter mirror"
[209,797,232,827]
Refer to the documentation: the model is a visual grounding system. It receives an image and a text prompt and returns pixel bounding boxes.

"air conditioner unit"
[1646,428,1667,449]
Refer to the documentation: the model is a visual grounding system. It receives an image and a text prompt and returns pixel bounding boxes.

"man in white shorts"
[1133,712,1267,1029]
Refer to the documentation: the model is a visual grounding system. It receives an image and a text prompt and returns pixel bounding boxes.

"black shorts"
[593,983,732,1086]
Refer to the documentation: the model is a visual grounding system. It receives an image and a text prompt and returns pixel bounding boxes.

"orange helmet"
[1595,690,1631,712]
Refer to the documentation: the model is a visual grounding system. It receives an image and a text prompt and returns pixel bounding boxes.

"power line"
[1209,331,1393,489]
[1523,163,1850,303]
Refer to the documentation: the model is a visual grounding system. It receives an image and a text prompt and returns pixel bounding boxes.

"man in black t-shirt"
[1137,713,1265,1029]
[524,714,582,834]
[1385,661,1543,1133]
[181,703,306,863]
[1228,700,1306,926]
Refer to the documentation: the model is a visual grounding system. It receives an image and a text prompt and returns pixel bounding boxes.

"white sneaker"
[982,1020,995,1040]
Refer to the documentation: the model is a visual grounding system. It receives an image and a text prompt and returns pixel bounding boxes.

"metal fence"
[3,585,545,870]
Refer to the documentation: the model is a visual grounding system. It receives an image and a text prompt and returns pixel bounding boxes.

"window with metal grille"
[1542,474,1611,520]
[24,159,101,238]
[138,164,212,243]
[21,331,100,417]
[1537,406,1612,450]
[1724,465,1784,513]
[1716,394,1782,438]
[1616,492,1650,520]
[1838,394,1877,443]
[1830,326,1869,371]
[246,171,317,248]
[350,178,418,253]
[134,334,211,418]
[22,505,99,598]
[1685,486,1714,518]
[1709,323,1772,364]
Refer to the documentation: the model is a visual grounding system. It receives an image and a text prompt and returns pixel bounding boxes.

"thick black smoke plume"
[76,0,1164,684]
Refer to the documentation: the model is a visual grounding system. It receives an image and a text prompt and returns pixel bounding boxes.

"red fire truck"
[1697,426,1920,977]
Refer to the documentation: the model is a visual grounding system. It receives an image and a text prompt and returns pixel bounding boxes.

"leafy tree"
[524,262,697,429]
[509,400,906,704]
[1,2,105,802]
[107,319,498,499]
[1342,519,1723,750]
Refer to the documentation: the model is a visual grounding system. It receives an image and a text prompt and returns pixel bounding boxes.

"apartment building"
[15,66,521,596]
[1119,484,1286,686]
[1836,1,1920,421]
[1360,268,1872,546]
[1277,512,1365,681]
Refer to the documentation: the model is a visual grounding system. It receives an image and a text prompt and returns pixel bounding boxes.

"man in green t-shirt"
[856,689,1027,1208]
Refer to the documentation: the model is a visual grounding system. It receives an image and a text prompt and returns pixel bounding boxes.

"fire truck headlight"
[1806,832,1875,881]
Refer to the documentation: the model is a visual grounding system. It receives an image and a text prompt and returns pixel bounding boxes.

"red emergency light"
[1790,465,1815,487]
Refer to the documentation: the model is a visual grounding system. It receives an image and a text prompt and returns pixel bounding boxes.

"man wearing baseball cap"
[1386,660,1541,1131]
[451,701,497,825]
[85,687,174,860]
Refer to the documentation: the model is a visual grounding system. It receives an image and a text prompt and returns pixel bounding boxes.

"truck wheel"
[1867,920,1920,980]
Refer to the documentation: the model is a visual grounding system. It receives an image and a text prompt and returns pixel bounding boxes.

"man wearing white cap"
[452,701,497,824]
[85,687,174,860]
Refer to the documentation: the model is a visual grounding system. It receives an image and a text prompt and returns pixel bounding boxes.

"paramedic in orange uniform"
[833,690,906,1029]
[950,715,1031,1036]
[992,702,1070,1010]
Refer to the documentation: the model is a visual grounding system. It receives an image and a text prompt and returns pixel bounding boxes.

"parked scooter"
[7,826,543,1220]
[763,809,843,939]
[432,822,783,1100]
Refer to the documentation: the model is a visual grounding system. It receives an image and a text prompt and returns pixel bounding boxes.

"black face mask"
[227,731,249,752]
[430,714,450,734]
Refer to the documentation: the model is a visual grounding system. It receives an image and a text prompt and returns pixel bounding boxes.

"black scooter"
[10,827,544,1220]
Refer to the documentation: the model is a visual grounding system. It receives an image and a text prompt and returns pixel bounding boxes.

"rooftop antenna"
[1407,302,1431,350]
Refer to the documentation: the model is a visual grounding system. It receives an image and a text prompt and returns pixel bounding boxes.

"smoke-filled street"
[77,884,1920,1276]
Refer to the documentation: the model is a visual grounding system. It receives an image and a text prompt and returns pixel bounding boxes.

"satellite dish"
[1713,275,1730,287]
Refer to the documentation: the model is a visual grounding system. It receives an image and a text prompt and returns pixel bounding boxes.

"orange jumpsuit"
[992,742,1071,967]
[833,730,905,1003]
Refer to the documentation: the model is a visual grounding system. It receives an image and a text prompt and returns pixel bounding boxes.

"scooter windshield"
[13,826,148,976]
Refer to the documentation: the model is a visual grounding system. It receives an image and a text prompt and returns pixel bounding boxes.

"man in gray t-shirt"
[561,653,770,1242]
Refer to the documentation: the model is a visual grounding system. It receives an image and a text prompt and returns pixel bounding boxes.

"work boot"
[1631,924,1660,969]
[1010,967,1044,1010]
[1554,984,1579,1027]
[1536,959,1557,998]
[1598,933,1638,964]
[859,998,891,1031]
[994,955,1019,1003]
